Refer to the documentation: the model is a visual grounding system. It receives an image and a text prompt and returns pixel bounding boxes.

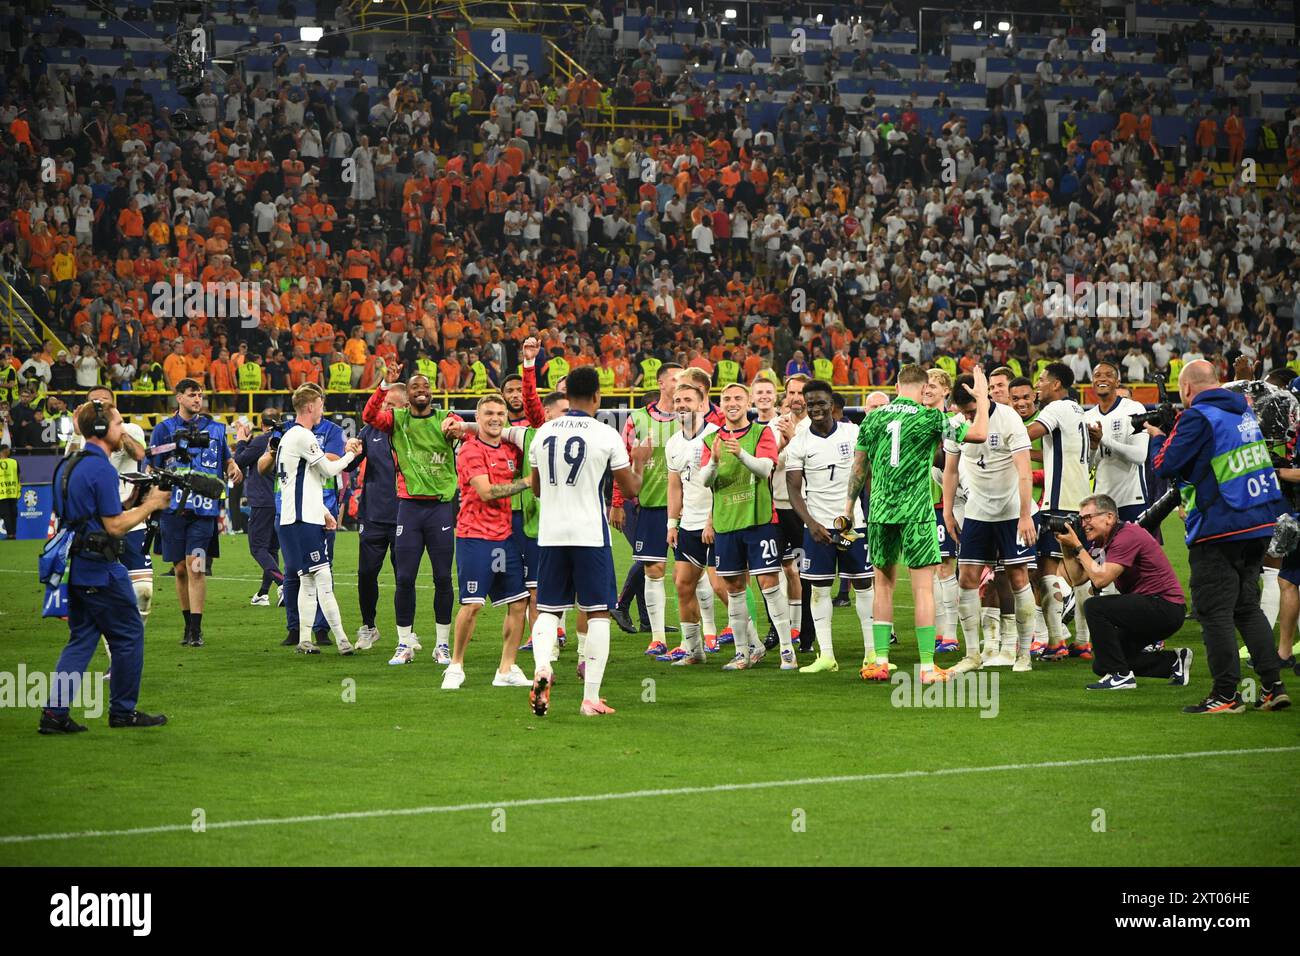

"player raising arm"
[941,372,1038,674]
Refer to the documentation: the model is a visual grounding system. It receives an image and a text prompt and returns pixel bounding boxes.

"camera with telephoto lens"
[1044,513,1086,541]
[122,468,228,504]
[1130,402,1178,435]
[170,418,212,463]
[1136,485,1182,533]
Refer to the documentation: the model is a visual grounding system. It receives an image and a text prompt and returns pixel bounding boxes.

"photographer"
[234,408,285,608]
[1150,360,1291,714]
[1054,494,1191,691]
[148,378,242,649]
[40,402,172,734]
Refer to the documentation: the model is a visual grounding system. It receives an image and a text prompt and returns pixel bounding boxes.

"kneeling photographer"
[1052,494,1191,692]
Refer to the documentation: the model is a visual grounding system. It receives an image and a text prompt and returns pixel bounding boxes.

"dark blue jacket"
[1153,387,1284,545]
[355,423,397,526]
[234,431,276,509]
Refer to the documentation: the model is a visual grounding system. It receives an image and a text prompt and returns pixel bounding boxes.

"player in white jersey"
[276,385,362,656]
[664,380,721,665]
[1083,361,1150,521]
[527,366,646,717]
[766,377,810,646]
[925,369,962,655]
[784,380,874,673]
[1027,362,1094,662]
[943,374,1038,674]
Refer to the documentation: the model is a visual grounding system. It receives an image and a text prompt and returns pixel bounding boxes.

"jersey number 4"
[543,435,586,485]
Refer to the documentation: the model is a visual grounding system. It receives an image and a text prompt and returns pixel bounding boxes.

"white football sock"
[1034,604,1047,641]
[1262,567,1281,630]
[644,573,666,643]
[1072,584,1091,644]
[297,573,317,644]
[810,585,835,660]
[435,622,451,646]
[312,566,347,642]
[1013,585,1037,655]
[1000,613,1017,656]
[397,624,413,643]
[696,577,716,638]
[939,573,959,640]
[583,617,610,700]
[981,607,1001,655]
[958,587,983,658]
[577,631,587,661]
[761,584,793,653]
[680,621,702,656]
[788,600,802,633]
[854,584,874,659]
[727,591,750,657]
[1040,574,1066,643]
[133,579,153,623]
[531,611,559,675]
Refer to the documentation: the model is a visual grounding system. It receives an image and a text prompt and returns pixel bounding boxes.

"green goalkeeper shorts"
[868,519,942,570]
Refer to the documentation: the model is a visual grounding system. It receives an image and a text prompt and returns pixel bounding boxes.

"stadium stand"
[1,0,1299,458]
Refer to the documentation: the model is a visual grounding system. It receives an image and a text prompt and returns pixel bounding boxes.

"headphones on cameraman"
[88,400,110,439]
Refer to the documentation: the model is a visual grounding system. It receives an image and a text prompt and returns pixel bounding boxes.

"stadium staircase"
[0,276,66,356]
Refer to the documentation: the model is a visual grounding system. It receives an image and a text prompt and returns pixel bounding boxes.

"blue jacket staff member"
[1054,494,1191,691]
[149,378,241,648]
[40,402,173,734]
[1150,359,1291,715]
[234,408,284,608]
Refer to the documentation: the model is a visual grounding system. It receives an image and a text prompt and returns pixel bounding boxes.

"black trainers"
[189,629,205,648]
[832,594,851,609]
[280,631,298,647]
[610,605,638,635]
[109,710,168,728]
[763,627,779,651]
[38,709,88,735]
[180,621,193,646]
[1183,692,1247,715]
[313,628,333,646]
[1255,682,1292,712]
[663,623,679,633]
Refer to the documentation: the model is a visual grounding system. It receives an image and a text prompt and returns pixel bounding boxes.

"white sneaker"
[747,643,767,666]
[275,585,284,607]
[406,634,423,652]
[492,665,532,687]
[948,653,983,674]
[354,626,381,651]
[295,641,320,655]
[721,652,750,671]
[388,643,416,665]
[441,664,465,689]
[336,635,354,656]
[982,651,1015,667]
[779,648,798,670]
[249,593,270,606]
[1013,651,1033,672]
[433,643,452,665]
[671,650,707,666]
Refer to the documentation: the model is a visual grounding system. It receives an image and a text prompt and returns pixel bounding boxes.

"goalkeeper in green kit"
[847,365,989,684]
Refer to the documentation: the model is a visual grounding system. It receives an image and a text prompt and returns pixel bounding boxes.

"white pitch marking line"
[2,746,1296,846]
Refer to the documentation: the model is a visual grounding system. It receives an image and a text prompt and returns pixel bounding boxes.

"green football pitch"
[0,518,1296,866]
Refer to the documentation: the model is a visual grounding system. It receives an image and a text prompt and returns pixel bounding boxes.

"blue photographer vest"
[1181,402,1283,545]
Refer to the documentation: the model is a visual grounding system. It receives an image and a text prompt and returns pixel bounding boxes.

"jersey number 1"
[887,419,902,467]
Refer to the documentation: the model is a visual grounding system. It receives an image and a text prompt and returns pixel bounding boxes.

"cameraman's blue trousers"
[47,575,144,717]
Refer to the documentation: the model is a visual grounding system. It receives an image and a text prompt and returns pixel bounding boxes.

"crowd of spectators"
[1,0,1299,450]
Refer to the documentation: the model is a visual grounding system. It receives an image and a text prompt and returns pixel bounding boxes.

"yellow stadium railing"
[0,275,67,356]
